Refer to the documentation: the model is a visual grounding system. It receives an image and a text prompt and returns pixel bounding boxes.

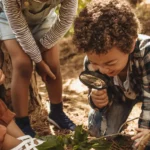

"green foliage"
[66,0,91,36]
[77,0,91,13]
[73,125,88,143]
[36,125,133,150]
[36,135,65,150]
[55,0,91,37]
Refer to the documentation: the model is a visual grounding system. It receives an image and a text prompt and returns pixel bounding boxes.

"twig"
[118,117,139,133]
[88,133,131,142]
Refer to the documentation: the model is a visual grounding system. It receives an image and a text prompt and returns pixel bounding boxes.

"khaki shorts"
[0,10,57,43]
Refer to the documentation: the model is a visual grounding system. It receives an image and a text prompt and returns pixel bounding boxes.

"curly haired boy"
[74,0,150,148]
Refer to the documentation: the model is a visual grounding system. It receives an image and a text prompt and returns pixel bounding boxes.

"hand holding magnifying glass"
[79,70,111,109]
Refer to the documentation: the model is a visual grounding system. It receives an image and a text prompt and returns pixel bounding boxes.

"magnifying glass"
[79,70,112,135]
[79,70,126,102]
[79,70,111,90]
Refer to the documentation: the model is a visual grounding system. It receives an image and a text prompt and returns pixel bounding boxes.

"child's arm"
[0,69,5,85]
[2,0,42,64]
[2,0,56,80]
[40,0,78,49]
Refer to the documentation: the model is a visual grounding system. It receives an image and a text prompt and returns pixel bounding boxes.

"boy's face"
[87,46,133,77]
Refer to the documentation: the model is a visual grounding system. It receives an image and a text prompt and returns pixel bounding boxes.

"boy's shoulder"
[132,34,150,58]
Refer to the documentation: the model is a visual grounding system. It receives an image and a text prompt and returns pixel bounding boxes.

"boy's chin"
[106,72,117,77]
[107,74,115,77]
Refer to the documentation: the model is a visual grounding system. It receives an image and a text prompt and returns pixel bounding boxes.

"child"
[0,69,44,150]
[74,0,150,148]
[0,0,78,136]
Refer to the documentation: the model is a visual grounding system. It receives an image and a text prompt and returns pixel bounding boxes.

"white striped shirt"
[1,0,78,63]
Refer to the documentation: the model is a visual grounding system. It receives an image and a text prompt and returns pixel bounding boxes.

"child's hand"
[131,128,150,148]
[91,89,109,108]
[36,60,56,82]
[0,69,5,85]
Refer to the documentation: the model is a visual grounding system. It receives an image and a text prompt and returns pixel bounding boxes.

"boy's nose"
[98,66,109,74]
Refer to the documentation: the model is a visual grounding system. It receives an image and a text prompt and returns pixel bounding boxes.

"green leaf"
[35,126,133,150]
[73,125,88,144]
[36,135,64,150]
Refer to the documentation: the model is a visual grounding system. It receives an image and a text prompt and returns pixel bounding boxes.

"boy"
[74,0,150,148]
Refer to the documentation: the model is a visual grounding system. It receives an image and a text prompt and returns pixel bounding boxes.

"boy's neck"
[118,62,129,82]
[117,54,130,82]
[118,70,127,82]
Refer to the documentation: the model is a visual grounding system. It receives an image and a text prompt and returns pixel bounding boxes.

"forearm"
[40,0,78,49]
[2,0,42,63]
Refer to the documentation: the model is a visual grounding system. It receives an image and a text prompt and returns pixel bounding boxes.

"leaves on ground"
[36,125,134,150]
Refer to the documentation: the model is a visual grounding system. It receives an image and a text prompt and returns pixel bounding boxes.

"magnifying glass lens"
[79,71,108,89]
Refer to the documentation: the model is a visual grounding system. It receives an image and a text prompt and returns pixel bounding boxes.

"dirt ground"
[30,36,142,137]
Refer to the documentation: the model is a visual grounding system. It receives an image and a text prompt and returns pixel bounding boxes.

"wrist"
[36,60,44,66]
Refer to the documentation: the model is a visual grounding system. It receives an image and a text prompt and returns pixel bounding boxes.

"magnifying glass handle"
[88,87,110,110]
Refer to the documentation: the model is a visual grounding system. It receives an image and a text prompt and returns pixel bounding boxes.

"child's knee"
[49,64,60,76]
[13,59,33,78]
[88,109,104,137]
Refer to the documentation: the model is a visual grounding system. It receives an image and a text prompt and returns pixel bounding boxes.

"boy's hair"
[33,0,48,2]
[73,0,140,54]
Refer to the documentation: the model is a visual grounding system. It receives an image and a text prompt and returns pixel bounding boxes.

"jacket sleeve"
[2,0,42,63]
[40,0,78,49]
[138,38,150,129]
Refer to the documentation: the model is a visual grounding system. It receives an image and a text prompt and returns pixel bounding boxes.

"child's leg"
[106,100,136,134]
[1,133,21,150]
[0,125,7,150]
[42,45,62,104]
[7,120,24,138]
[1,125,44,150]
[0,125,21,150]
[3,39,33,117]
[88,99,137,137]
[41,45,75,130]
[2,40,35,136]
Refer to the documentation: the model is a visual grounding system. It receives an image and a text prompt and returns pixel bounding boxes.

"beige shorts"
[0,10,57,43]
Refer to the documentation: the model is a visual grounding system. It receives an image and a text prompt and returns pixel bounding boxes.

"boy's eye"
[91,63,97,65]
[106,63,116,66]
[90,62,97,66]
[106,61,118,66]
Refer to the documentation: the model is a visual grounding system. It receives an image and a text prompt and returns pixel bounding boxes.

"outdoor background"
[29,0,150,136]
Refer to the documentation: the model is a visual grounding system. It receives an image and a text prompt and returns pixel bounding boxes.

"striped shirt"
[85,34,150,129]
[1,0,78,63]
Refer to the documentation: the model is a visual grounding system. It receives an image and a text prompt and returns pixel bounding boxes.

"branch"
[118,117,139,133]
